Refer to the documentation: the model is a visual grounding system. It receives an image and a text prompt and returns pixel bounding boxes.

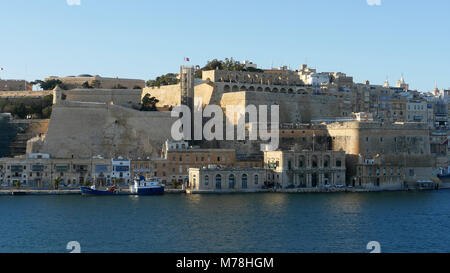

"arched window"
[254,174,259,185]
[204,175,209,186]
[215,174,222,189]
[242,174,248,189]
[324,155,330,168]
[224,85,230,92]
[228,174,235,189]
[312,156,318,168]
[298,156,305,168]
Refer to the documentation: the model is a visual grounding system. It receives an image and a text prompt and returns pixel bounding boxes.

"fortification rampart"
[0,91,52,98]
[39,102,176,159]
[46,75,145,90]
[327,121,430,130]
[143,85,181,107]
[219,91,342,123]
[62,89,142,107]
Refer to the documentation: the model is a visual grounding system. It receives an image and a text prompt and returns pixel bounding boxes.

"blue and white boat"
[129,177,165,195]
[80,185,117,196]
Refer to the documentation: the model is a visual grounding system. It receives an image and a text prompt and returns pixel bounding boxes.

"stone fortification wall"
[142,85,181,108]
[63,89,142,108]
[45,75,145,90]
[39,102,176,159]
[327,121,431,156]
[0,91,52,98]
[220,91,342,123]
[6,119,50,157]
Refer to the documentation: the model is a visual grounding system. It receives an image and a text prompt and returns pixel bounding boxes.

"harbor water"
[1,191,449,253]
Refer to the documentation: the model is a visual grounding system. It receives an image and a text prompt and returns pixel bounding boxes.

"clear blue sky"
[0,0,449,91]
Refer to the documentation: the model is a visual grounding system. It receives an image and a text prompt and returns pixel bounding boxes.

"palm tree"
[53,177,63,190]
[13,181,22,189]
[112,178,120,187]
[171,179,180,189]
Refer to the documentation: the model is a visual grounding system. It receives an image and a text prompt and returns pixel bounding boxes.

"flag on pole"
[184,57,190,62]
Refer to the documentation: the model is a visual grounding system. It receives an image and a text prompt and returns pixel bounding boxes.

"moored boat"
[437,166,450,182]
[129,177,164,195]
[80,185,117,196]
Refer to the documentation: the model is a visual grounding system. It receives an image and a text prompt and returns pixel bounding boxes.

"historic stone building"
[0,154,113,187]
[0,79,32,91]
[143,68,348,124]
[279,123,331,151]
[188,167,268,192]
[355,156,405,189]
[45,75,145,90]
[264,150,346,188]
[130,140,236,185]
[326,121,434,187]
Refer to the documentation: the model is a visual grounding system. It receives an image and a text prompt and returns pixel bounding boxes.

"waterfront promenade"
[1,183,450,195]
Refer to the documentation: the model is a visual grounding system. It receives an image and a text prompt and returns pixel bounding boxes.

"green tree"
[171,179,181,189]
[32,79,65,90]
[112,178,120,188]
[13,181,22,188]
[141,93,159,111]
[194,58,263,78]
[0,95,54,119]
[81,81,92,89]
[42,106,52,118]
[146,73,180,87]
[91,80,101,88]
[222,57,245,71]
[15,103,27,119]
[53,177,63,190]
[43,94,53,104]
[2,104,16,114]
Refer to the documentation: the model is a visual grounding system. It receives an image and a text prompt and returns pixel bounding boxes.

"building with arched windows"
[188,167,268,192]
[142,67,348,125]
[264,150,346,188]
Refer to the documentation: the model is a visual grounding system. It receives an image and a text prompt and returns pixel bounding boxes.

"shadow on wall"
[0,116,18,157]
